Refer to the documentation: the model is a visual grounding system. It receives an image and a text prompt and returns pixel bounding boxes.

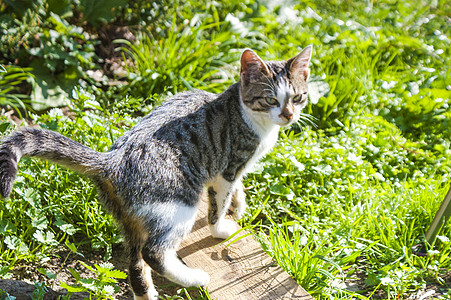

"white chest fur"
[240,102,280,177]
[250,127,279,164]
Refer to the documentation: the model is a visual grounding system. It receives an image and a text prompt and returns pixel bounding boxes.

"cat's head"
[239,46,312,129]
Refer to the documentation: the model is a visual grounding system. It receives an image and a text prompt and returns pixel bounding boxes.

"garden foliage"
[0,0,450,299]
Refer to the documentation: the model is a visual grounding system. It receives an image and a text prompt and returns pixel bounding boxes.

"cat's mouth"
[274,118,296,127]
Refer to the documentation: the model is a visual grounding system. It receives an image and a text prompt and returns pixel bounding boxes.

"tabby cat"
[0,46,312,299]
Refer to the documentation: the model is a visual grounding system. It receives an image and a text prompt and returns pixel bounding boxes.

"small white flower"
[103,285,115,294]
[427,249,440,256]
[436,235,450,243]
[100,262,114,270]
[380,276,395,286]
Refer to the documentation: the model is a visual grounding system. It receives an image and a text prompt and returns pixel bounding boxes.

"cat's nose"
[280,111,293,121]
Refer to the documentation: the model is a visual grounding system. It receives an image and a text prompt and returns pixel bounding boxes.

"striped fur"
[0,128,106,198]
[0,46,312,300]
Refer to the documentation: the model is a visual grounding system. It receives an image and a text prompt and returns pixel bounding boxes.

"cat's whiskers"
[297,112,318,128]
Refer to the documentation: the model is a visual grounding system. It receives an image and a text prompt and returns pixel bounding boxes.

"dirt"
[3,242,451,300]
[0,244,186,300]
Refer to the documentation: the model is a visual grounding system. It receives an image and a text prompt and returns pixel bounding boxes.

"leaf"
[47,0,73,18]
[248,195,271,224]
[38,268,56,279]
[68,267,81,281]
[79,261,96,273]
[269,184,290,196]
[308,75,330,105]
[98,262,114,271]
[0,265,13,279]
[79,0,127,26]
[33,230,58,246]
[30,61,79,110]
[60,282,85,292]
[0,289,16,300]
[0,220,17,235]
[65,240,80,255]
[55,217,78,235]
[105,269,127,280]
[31,215,49,231]
[33,230,46,243]
[0,122,12,133]
[312,164,333,175]
[290,156,305,171]
[3,0,34,17]
[4,236,29,254]
[103,285,116,294]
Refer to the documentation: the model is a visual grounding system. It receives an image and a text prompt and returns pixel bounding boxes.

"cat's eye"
[265,97,279,105]
[293,93,307,103]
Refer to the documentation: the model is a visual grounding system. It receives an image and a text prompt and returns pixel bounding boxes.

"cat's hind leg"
[142,247,210,287]
[122,221,158,300]
[94,180,158,299]
[129,248,158,300]
[140,202,210,287]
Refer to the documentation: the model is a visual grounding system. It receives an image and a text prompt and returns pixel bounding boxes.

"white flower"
[380,276,395,286]
[437,235,450,243]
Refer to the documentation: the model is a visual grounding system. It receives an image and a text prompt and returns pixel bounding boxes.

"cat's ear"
[288,45,312,80]
[240,49,270,84]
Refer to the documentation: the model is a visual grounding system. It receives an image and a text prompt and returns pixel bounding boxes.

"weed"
[119,16,242,99]
[0,66,32,116]
[0,0,450,299]
[60,261,126,299]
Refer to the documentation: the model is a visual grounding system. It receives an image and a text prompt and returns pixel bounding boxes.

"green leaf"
[4,236,29,254]
[269,183,290,195]
[97,262,114,271]
[30,61,79,110]
[79,261,96,273]
[65,240,85,257]
[38,268,56,279]
[68,267,81,281]
[60,282,85,292]
[79,0,127,26]
[47,0,73,18]
[55,217,78,235]
[0,220,17,235]
[0,288,16,300]
[103,284,116,294]
[33,230,58,246]
[31,215,49,231]
[104,269,127,279]
[0,122,12,133]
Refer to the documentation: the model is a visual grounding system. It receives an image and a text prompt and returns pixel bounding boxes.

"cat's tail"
[0,127,107,199]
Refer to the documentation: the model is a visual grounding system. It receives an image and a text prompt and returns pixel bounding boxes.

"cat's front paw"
[230,184,246,220]
[232,200,247,220]
[209,219,237,239]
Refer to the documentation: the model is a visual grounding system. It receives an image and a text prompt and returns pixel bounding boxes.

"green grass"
[118,16,243,98]
[0,0,451,299]
[242,118,451,297]
[0,66,32,117]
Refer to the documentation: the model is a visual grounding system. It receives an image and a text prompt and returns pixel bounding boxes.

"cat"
[0,46,312,300]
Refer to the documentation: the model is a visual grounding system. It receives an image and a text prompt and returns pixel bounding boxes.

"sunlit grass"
[0,0,450,299]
